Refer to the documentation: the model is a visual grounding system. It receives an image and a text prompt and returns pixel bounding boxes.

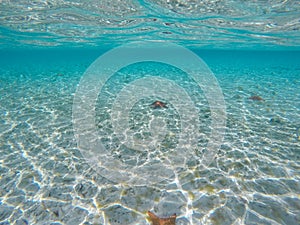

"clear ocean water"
[0,1,300,225]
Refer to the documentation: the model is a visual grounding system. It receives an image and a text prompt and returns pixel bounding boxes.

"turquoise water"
[1,1,300,225]
[0,49,299,225]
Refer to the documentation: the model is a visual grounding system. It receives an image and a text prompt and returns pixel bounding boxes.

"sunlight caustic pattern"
[73,41,226,186]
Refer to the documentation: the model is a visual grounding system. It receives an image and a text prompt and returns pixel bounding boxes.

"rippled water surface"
[0,0,300,48]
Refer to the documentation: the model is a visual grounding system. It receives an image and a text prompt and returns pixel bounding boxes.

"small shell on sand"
[249,95,264,101]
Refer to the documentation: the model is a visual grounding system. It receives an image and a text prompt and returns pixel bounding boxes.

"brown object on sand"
[148,211,176,225]
[150,101,168,109]
[249,95,264,101]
